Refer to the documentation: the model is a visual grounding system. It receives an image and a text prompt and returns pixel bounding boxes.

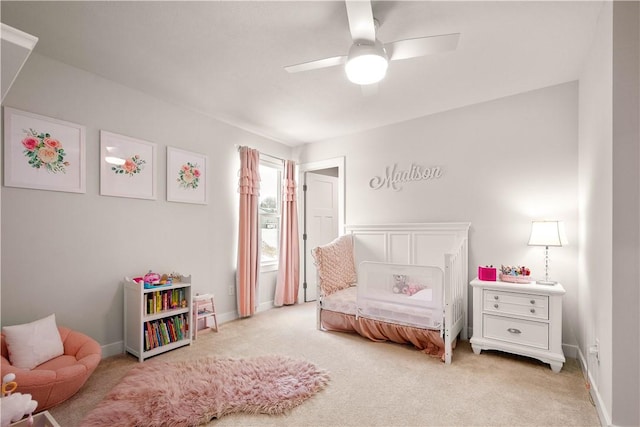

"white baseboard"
[563,343,579,359]
[257,300,274,313]
[217,310,237,324]
[101,340,123,358]
[577,347,611,427]
[216,300,273,324]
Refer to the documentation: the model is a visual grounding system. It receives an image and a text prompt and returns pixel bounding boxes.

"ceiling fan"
[284,0,460,87]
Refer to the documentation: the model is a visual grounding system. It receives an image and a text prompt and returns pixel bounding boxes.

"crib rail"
[443,236,468,364]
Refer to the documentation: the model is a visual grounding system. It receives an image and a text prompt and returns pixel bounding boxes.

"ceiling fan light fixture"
[345,41,388,85]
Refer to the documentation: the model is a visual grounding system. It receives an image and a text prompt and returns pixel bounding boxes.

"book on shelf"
[154,322,161,348]
[169,320,177,342]
[145,288,189,315]
[143,312,190,351]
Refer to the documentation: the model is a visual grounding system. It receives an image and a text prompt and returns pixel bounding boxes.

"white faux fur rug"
[80,355,330,427]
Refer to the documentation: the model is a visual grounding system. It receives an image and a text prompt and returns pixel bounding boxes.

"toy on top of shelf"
[144,271,161,285]
[159,274,172,285]
[141,271,176,289]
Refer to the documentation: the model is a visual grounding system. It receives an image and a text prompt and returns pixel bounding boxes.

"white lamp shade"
[528,220,568,247]
[345,41,388,85]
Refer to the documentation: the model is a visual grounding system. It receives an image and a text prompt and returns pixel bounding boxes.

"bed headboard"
[344,223,470,271]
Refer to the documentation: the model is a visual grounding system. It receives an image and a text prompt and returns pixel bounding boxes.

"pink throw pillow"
[312,234,357,296]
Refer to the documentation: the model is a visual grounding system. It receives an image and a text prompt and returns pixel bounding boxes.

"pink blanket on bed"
[320,310,453,361]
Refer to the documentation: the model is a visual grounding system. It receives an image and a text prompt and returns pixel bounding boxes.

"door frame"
[298,157,345,302]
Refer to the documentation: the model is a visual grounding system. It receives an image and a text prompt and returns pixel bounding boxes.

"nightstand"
[470,278,566,373]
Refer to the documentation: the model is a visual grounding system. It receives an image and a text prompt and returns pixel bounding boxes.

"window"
[259,160,282,270]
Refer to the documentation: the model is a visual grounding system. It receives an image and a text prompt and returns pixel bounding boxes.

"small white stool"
[192,293,218,340]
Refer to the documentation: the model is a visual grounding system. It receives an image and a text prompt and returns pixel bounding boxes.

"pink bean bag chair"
[1,326,101,412]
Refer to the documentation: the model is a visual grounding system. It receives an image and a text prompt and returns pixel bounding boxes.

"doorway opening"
[298,157,345,302]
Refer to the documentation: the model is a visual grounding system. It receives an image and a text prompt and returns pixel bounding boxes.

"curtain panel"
[274,160,300,306]
[236,147,260,317]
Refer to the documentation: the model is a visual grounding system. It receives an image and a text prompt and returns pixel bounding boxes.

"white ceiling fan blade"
[284,56,347,73]
[386,33,460,61]
[345,0,376,43]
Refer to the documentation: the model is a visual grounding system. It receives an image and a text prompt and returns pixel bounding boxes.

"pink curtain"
[274,160,300,306]
[236,147,260,317]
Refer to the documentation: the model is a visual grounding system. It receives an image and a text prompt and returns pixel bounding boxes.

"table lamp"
[528,220,568,285]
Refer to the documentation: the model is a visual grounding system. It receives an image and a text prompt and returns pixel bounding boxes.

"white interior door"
[304,171,339,301]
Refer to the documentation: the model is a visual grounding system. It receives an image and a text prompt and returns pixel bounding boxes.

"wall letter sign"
[369,163,443,191]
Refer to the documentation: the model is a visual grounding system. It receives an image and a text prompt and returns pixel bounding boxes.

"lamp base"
[536,280,557,286]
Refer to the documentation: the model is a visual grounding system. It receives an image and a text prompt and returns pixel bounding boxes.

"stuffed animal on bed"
[405,283,424,296]
[392,274,407,293]
[392,275,424,296]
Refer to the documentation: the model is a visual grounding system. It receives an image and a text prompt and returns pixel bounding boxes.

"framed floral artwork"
[166,146,207,204]
[100,130,157,200]
[3,107,86,193]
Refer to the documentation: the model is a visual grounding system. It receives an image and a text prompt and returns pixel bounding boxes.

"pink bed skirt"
[320,309,454,361]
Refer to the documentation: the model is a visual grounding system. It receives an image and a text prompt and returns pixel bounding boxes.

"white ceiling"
[1,1,603,146]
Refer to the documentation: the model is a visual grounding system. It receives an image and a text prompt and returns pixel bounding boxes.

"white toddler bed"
[313,223,470,364]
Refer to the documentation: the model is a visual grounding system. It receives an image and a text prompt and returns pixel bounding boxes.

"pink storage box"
[478,266,497,281]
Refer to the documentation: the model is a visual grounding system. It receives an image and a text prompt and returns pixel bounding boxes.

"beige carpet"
[51,302,600,427]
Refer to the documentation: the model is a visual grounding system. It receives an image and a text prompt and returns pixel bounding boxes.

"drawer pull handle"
[494,304,499,309]
[494,295,499,300]
[530,308,536,314]
[530,300,535,304]
[507,328,522,334]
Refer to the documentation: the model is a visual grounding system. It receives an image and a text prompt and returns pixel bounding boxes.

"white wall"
[578,2,640,426]
[0,53,292,356]
[578,1,613,422]
[611,2,640,425]
[297,82,580,346]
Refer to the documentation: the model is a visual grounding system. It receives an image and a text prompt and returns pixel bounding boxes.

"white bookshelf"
[123,275,192,362]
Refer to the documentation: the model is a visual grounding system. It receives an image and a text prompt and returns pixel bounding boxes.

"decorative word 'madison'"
[369,164,443,191]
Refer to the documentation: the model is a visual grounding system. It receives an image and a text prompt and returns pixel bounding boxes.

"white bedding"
[322,286,443,330]
[358,288,442,329]
[321,285,358,315]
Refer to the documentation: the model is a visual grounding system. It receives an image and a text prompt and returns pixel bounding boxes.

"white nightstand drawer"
[483,314,549,350]
[484,290,549,320]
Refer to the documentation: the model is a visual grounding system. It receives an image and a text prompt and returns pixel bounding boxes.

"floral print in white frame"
[100,130,157,200]
[166,146,207,204]
[3,107,86,193]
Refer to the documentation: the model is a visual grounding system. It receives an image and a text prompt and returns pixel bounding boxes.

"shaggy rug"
[80,355,330,427]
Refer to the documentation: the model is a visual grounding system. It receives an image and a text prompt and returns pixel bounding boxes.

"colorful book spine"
[154,323,161,347]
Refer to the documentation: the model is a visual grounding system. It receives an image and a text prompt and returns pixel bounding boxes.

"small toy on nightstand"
[478,265,497,281]
[499,265,533,283]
